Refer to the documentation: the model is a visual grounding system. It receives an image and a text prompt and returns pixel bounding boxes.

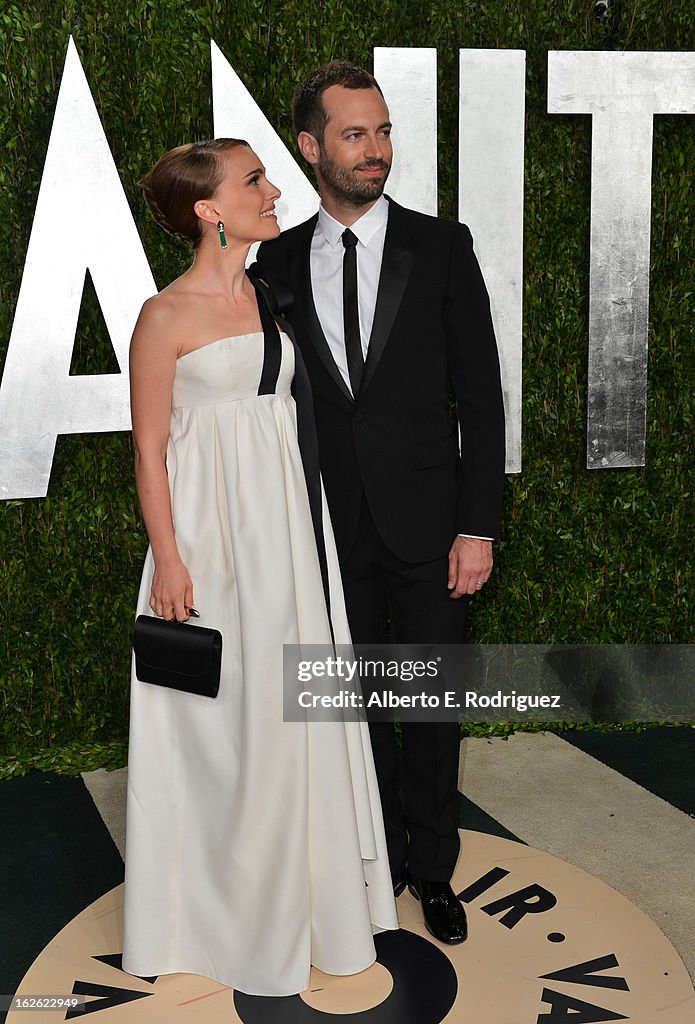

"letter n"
[0,37,156,499]
[211,40,318,234]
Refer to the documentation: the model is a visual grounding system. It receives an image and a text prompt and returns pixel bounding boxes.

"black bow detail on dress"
[247,262,294,317]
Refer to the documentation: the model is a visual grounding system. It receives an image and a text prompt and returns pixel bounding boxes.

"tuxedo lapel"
[281,199,416,403]
[361,199,415,395]
[288,217,354,405]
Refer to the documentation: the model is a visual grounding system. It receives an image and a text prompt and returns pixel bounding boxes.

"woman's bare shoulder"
[131,279,196,352]
[138,282,188,326]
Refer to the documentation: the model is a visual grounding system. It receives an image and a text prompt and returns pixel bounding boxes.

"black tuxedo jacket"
[258,197,506,564]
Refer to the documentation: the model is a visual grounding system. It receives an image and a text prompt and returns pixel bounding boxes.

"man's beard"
[317,149,391,208]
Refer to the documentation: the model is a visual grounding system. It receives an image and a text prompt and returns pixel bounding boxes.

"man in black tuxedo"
[259,61,505,944]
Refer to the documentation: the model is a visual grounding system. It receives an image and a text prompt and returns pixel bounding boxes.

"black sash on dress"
[255,285,283,396]
[247,264,334,641]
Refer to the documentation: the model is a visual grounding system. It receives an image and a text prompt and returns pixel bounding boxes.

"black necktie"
[341,228,363,397]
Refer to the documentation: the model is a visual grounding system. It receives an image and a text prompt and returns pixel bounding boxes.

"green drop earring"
[217,220,228,249]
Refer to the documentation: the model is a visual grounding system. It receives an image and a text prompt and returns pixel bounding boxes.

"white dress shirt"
[310,196,491,545]
[310,195,388,393]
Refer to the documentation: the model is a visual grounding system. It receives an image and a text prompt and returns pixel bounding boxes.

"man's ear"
[298,131,321,167]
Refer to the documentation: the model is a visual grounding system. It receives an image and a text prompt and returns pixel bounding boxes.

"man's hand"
[447,537,493,598]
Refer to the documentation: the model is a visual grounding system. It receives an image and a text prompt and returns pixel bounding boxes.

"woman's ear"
[193,199,219,226]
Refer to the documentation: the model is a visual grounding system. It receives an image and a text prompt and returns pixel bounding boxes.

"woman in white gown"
[122,138,397,997]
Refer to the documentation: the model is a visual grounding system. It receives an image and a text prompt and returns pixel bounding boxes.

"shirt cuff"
[457,534,494,542]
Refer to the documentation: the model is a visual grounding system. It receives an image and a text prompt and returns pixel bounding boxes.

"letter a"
[0,37,156,499]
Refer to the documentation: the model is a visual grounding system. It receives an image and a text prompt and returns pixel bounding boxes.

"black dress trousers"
[339,493,468,883]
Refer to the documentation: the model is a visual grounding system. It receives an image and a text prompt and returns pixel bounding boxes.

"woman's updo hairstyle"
[139,139,249,248]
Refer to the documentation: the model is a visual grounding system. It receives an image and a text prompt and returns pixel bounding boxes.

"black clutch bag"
[133,615,222,698]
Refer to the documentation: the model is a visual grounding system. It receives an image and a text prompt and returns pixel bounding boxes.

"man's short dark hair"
[293,60,383,142]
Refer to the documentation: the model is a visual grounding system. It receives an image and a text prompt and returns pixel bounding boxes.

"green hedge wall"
[1,1,693,760]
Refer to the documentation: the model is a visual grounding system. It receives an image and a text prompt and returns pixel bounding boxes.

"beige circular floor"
[10,831,694,1022]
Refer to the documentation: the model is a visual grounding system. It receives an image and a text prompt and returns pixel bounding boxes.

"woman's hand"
[150,559,195,621]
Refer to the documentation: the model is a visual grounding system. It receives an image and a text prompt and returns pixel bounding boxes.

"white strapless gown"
[122,332,397,996]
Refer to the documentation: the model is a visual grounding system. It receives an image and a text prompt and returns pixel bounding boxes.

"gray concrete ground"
[458,732,695,980]
[82,765,127,859]
[82,730,695,981]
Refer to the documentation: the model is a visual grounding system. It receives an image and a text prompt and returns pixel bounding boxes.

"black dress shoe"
[408,878,468,944]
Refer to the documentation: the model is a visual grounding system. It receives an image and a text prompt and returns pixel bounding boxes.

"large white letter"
[213,42,521,472]
[212,43,440,228]
[211,39,318,236]
[0,37,156,499]
[548,51,695,468]
[373,48,438,216]
[459,50,526,473]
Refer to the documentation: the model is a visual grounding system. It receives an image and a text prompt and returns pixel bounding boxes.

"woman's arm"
[129,299,194,621]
